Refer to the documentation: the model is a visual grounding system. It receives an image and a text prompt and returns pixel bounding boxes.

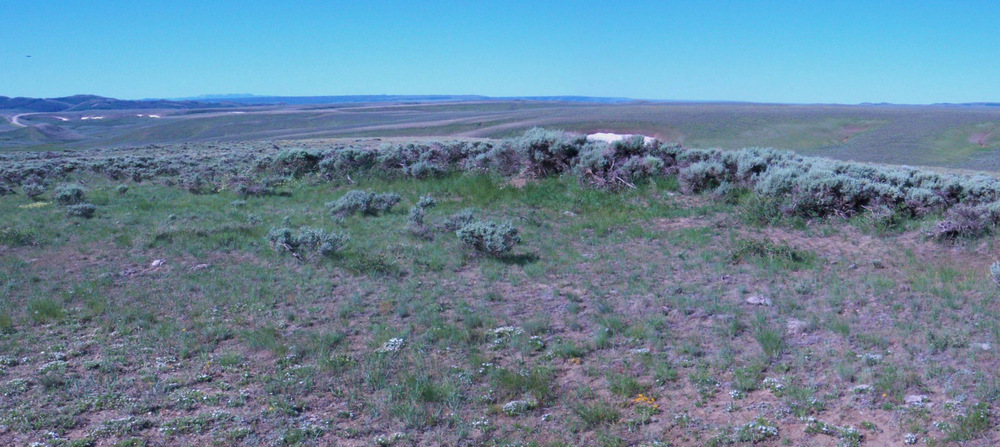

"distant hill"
[181,94,637,105]
[0,123,83,144]
[0,95,237,112]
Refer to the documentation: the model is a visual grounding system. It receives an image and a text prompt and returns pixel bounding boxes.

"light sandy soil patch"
[586,132,656,144]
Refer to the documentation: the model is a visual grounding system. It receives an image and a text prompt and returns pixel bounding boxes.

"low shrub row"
[6,128,1000,238]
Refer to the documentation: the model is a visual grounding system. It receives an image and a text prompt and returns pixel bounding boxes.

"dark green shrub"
[457,220,521,256]
[327,190,401,218]
[66,203,97,218]
[55,183,85,205]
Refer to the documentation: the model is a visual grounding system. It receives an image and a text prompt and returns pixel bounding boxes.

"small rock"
[191,263,211,271]
[786,319,808,334]
[975,342,991,351]
[746,295,772,306]
[150,259,165,268]
[563,210,577,217]
[375,338,405,353]
[687,309,708,319]
[628,348,651,355]
[905,394,929,405]
[852,384,873,394]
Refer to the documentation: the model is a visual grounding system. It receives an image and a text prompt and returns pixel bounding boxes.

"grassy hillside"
[1,133,998,445]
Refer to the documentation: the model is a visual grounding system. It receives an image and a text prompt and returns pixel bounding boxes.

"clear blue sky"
[2,1,999,104]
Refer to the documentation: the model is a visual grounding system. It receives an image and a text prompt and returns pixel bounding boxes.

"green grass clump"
[729,238,815,270]
[946,402,991,442]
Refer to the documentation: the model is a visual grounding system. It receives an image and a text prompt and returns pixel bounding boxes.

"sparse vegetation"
[1,129,998,445]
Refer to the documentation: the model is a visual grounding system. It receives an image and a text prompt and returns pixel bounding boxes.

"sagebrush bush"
[180,173,217,194]
[21,182,45,199]
[407,194,437,239]
[230,176,279,197]
[267,148,325,177]
[518,127,584,177]
[417,194,437,209]
[327,190,401,218]
[54,184,85,205]
[574,138,671,189]
[439,208,475,231]
[296,227,349,257]
[66,203,96,218]
[318,147,375,179]
[267,227,348,259]
[933,204,992,240]
[408,205,427,228]
[679,161,726,194]
[457,220,521,256]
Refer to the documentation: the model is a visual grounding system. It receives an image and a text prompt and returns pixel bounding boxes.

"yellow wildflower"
[18,201,51,209]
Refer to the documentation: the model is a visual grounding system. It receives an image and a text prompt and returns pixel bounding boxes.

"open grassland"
[6,101,1000,172]
[1,132,1000,445]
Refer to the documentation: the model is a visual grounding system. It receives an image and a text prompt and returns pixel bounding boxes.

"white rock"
[746,295,772,306]
[905,394,929,405]
[150,259,165,268]
[375,338,405,353]
[786,319,808,334]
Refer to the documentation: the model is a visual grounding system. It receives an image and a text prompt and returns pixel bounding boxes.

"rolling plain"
[1,99,1000,446]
